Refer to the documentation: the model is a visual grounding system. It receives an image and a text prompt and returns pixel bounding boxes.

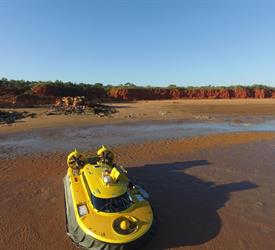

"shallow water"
[1,118,275,155]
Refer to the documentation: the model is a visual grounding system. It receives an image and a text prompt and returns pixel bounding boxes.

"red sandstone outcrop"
[0,86,24,106]
[168,88,186,99]
[32,84,106,99]
[108,87,233,100]
[108,88,170,100]
[14,94,57,106]
[254,88,272,98]
[233,87,254,98]
[108,87,275,100]
[55,96,86,107]
[0,86,26,96]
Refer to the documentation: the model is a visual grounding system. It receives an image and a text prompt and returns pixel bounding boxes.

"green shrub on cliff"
[0,77,33,90]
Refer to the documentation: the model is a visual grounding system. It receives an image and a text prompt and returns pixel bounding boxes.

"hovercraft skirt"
[63,175,157,250]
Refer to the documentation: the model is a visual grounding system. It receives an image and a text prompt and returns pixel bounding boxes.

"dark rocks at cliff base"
[0,110,36,125]
[47,96,117,117]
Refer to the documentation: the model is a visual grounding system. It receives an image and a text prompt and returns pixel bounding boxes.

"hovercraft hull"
[63,174,157,250]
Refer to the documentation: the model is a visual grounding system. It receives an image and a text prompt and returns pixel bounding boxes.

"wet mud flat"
[2,117,275,157]
[1,133,275,250]
[140,141,275,250]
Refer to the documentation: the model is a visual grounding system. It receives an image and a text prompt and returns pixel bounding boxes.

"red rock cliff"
[108,87,275,100]
[32,84,106,99]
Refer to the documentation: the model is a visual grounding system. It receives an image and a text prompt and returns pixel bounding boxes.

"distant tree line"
[0,77,274,91]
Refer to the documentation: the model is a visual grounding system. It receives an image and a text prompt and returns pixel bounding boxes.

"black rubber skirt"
[63,175,157,250]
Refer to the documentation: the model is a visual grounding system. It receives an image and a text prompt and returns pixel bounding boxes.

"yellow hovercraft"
[63,146,157,250]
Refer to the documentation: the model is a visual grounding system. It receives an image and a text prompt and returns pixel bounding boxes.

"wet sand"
[3,119,275,158]
[1,132,275,250]
[1,99,275,249]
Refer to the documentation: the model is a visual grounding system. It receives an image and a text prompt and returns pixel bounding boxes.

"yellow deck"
[67,164,154,244]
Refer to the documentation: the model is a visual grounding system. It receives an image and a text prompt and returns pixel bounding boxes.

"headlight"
[77,204,89,217]
[103,175,112,184]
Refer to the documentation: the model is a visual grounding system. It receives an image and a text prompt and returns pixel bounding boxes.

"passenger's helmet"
[97,145,114,164]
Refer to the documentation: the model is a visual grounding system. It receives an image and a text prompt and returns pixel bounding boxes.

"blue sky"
[1,0,275,86]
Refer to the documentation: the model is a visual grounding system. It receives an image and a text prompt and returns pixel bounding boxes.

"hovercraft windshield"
[91,192,132,213]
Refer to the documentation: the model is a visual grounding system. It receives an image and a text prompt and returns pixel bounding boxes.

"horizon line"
[1,76,275,88]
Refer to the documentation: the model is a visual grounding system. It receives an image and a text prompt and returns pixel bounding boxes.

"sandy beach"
[1,100,275,250]
[2,99,275,134]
